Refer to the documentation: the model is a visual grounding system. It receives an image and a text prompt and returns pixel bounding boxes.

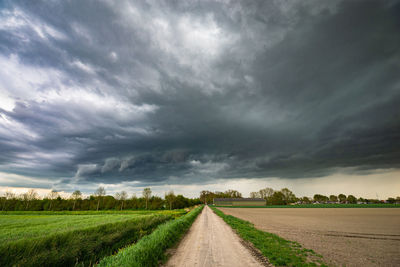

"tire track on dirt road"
[165,205,268,267]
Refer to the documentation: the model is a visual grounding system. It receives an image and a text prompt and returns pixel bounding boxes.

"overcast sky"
[0,0,399,198]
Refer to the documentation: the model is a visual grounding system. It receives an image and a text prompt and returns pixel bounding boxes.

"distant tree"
[115,191,128,210]
[114,192,121,209]
[366,198,380,204]
[0,189,200,211]
[300,196,311,204]
[173,194,190,209]
[396,197,400,204]
[149,196,164,209]
[386,197,396,204]
[120,191,128,210]
[259,187,274,199]
[71,190,82,210]
[2,191,15,211]
[281,188,296,204]
[95,187,106,211]
[224,189,242,198]
[129,193,138,209]
[313,194,328,203]
[338,194,347,203]
[23,189,38,210]
[347,195,357,204]
[250,191,261,198]
[48,190,59,210]
[329,195,338,203]
[200,190,215,204]
[143,188,152,209]
[165,191,176,210]
[269,191,285,205]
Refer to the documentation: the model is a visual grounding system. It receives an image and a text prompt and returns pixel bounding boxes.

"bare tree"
[48,190,59,211]
[71,190,82,210]
[250,191,261,198]
[143,188,151,209]
[95,187,106,211]
[165,190,176,210]
[115,192,121,205]
[224,189,242,198]
[259,187,274,199]
[23,189,38,210]
[115,191,128,210]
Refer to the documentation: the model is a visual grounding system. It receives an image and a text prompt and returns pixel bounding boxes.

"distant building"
[213,198,265,206]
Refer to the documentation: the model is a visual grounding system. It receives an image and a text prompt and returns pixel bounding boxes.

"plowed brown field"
[219,208,400,267]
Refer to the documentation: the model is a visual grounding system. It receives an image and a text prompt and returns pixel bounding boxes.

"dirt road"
[165,205,264,267]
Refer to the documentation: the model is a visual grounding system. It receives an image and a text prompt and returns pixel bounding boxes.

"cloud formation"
[0,0,399,191]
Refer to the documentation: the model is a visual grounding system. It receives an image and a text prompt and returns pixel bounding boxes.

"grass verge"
[211,206,328,267]
[0,214,172,267]
[97,205,204,267]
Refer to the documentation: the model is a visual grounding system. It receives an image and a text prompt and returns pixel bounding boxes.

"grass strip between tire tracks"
[0,214,172,267]
[211,206,329,267]
[97,205,204,267]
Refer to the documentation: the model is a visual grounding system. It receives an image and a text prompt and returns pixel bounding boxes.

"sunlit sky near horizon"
[0,0,399,198]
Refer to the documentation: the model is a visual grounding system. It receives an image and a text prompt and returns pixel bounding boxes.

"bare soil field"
[219,208,400,267]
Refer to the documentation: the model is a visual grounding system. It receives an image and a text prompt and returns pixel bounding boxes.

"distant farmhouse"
[213,198,265,206]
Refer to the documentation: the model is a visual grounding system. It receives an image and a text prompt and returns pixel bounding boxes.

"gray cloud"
[0,0,399,190]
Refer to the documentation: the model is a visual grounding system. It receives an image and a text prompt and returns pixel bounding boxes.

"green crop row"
[0,214,172,267]
[98,205,204,267]
[211,207,328,267]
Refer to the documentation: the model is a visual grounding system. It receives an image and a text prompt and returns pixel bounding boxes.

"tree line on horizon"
[0,187,201,211]
[200,188,400,205]
[199,189,243,204]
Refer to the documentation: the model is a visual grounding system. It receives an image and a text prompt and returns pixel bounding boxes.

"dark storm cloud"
[0,0,399,188]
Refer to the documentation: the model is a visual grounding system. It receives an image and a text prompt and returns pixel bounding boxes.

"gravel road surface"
[165,205,264,267]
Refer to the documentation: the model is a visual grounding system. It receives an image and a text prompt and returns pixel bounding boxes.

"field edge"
[211,206,330,267]
[97,205,204,267]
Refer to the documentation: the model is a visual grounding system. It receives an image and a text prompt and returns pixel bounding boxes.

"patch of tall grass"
[97,205,204,267]
[0,214,171,267]
[211,207,328,267]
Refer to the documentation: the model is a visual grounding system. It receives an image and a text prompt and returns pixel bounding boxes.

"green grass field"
[215,203,399,208]
[0,210,185,243]
[0,210,186,267]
